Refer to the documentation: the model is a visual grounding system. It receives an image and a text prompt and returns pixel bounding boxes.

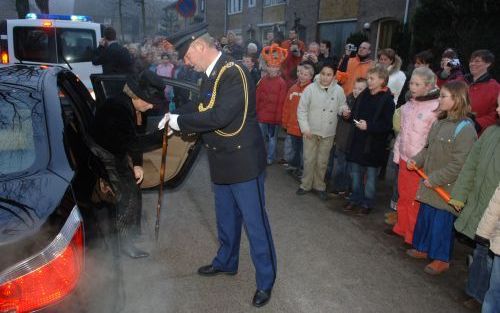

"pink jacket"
[393,93,439,163]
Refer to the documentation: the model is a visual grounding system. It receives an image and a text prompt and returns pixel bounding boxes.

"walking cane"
[415,168,451,202]
[155,126,169,242]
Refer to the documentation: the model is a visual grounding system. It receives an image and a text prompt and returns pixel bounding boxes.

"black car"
[0,65,200,312]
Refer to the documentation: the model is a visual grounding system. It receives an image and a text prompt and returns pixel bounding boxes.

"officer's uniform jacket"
[175,53,266,184]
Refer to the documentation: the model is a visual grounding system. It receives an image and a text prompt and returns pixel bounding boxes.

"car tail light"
[1,52,7,64]
[0,207,84,313]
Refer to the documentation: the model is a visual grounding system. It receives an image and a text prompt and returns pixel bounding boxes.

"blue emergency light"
[25,13,93,22]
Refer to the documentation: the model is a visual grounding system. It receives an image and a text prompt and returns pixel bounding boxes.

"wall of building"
[286,0,319,43]
[262,5,285,24]
[0,2,18,20]
[318,0,358,21]
[206,0,225,38]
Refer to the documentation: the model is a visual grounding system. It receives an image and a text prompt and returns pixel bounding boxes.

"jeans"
[259,123,279,163]
[330,149,350,192]
[483,255,500,313]
[349,162,380,208]
[466,244,493,302]
[289,135,303,168]
[284,134,294,163]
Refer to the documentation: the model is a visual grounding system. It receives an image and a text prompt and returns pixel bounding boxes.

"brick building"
[206,0,420,56]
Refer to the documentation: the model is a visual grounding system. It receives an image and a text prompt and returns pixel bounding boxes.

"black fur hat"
[124,70,166,106]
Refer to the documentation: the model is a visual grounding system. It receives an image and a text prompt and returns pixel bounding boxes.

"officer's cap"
[124,70,166,106]
[167,22,208,59]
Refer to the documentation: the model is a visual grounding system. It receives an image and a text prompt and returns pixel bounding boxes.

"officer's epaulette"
[198,60,249,138]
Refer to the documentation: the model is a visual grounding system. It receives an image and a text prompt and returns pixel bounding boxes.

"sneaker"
[277,158,287,165]
[384,211,398,225]
[424,260,449,275]
[406,249,428,259]
[356,207,372,215]
[383,228,398,237]
[342,202,357,213]
[463,297,481,310]
[329,190,347,196]
[296,188,309,195]
[317,191,328,201]
[266,159,273,166]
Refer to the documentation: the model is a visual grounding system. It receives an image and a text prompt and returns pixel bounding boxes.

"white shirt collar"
[205,52,222,77]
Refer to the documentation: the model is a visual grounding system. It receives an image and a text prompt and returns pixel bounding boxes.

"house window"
[248,0,256,8]
[263,0,286,7]
[318,20,357,57]
[227,0,243,14]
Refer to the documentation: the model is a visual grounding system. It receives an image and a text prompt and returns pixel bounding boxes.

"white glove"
[158,113,169,130]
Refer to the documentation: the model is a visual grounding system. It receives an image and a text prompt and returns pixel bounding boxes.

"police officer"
[159,24,277,307]
[93,71,165,258]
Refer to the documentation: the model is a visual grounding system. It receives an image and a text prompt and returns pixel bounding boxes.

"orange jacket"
[281,81,312,137]
[342,56,374,95]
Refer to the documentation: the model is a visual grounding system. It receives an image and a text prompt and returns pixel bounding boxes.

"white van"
[0,13,103,89]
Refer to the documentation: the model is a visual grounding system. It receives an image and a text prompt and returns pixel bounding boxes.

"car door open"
[90,74,201,189]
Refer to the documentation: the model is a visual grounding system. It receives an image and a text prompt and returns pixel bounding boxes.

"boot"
[424,260,449,275]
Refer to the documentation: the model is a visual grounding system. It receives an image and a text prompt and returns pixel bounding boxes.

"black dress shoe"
[121,243,149,259]
[197,265,237,276]
[252,289,272,307]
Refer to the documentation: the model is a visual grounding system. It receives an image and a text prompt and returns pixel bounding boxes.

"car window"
[13,26,57,63]
[58,28,96,63]
[0,86,44,176]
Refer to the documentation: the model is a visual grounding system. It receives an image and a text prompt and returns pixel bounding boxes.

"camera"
[447,58,460,68]
[346,43,357,53]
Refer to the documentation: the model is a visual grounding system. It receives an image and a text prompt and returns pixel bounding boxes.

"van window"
[13,26,96,64]
[13,26,57,63]
[58,28,96,63]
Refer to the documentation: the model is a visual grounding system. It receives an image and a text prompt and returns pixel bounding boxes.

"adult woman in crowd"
[377,48,407,105]
[462,49,500,134]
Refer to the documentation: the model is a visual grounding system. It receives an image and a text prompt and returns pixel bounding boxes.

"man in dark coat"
[92,70,164,258]
[92,26,134,74]
[159,25,277,307]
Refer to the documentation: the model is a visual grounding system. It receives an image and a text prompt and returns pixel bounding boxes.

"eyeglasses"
[439,95,451,99]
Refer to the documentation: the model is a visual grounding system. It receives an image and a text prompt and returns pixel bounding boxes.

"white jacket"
[297,79,346,138]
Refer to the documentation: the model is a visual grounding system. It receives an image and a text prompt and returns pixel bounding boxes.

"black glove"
[474,235,490,248]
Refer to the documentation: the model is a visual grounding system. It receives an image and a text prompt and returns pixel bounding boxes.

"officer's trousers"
[212,172,277,291]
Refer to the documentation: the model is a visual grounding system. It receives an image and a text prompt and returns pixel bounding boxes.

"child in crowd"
[282,63,315,174]
[343,65,395,214]
[256,63,288,165]
[449,93,500,305]
[242,54,261,86]
[390,67,440,244]
[156,53,175,103]
[406,80,477,275]
[329,77,367,195]
[296,63,346,201]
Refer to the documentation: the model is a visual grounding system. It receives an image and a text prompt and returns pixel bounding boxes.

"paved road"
[87,150,475,313]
